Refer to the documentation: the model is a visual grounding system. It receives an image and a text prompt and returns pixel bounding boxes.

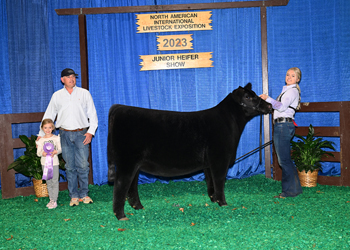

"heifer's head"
[233,83,272,116]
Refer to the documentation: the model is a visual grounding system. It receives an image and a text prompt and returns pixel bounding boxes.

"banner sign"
[140,52,213,71]
[157,34,193,51]
[136,11,212,33]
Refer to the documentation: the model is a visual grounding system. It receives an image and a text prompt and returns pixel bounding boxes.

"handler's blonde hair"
[41,118,55,130]
[288,67,301,111]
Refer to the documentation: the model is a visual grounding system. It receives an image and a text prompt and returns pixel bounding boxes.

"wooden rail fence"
[273,101,350,186]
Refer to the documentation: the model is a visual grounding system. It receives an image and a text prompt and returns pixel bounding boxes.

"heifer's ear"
[244,83,252,90]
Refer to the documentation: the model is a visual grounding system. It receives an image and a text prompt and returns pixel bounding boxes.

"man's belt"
[60,128,87,132]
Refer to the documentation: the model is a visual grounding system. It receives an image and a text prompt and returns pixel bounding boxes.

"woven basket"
[297,169,319,187]
[32,178,49,198]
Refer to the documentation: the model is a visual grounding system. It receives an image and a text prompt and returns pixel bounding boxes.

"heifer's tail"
[107,115,116,183]
[107,138,116,183]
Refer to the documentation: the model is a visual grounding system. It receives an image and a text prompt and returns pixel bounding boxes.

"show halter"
[43,143,54,180]
[239,97,262,111]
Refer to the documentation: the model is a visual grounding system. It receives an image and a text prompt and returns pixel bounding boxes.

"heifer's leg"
[113,178,129,220]
[113,169,136,220]
[210,165,229,206]
[204,169,215,203]
[127,170,144,210]
[213,178,228,206]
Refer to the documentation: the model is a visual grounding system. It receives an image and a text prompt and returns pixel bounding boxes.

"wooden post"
[0,114,16,199]
[79,14,89,90]
[339,101,350,186]
[78,14,94,185]
[260,6,272,178]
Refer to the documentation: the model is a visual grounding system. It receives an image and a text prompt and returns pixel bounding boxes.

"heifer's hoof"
[132,204,144,210]
[218,201,228,206]
[114,212,129,221]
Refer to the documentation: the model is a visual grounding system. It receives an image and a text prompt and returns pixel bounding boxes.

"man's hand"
[83,133,93,145]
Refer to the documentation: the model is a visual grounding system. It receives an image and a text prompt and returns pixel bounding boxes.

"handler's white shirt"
[39,86,98,136]
[265,84,299,120]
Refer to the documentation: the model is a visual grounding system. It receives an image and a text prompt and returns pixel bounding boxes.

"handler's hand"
[83,133,93,145]
[259,94,268,100]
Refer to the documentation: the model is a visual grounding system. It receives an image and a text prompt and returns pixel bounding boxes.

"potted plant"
[7,135,66,197]
[291,124,336,187]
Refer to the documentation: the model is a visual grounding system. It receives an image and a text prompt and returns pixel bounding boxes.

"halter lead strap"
[240,97,262,111]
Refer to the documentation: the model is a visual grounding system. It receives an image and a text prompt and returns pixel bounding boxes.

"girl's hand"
[42,152,47,157]
[259,94,268,100]
[51,150,58,158]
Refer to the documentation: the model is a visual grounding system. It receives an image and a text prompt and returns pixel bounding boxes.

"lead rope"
[235,140,273,162]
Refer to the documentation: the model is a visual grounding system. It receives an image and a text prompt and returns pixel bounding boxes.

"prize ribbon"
[43,142,54,180]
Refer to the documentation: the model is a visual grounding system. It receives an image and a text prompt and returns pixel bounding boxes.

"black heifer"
[108,83,272,220]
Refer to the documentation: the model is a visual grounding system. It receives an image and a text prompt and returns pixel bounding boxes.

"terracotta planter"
[297,169,319,187]
[32,178,49,198]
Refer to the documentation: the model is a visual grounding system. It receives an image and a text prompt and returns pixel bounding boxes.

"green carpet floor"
[1,175,350,249]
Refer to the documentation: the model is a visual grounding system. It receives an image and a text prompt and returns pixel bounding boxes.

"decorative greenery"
[291,124,336,173]
[7,135,66,180]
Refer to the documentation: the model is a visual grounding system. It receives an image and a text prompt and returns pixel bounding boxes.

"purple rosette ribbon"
[43,142,54,180]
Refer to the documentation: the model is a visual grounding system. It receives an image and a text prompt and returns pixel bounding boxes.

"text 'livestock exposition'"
[136,12,212,33]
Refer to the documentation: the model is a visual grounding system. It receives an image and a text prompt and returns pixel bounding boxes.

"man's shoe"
[70,198,79,207]
[81,196,93,204]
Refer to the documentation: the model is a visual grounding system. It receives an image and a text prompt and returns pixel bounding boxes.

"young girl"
[36,119,62,209]
[260,67,303,198]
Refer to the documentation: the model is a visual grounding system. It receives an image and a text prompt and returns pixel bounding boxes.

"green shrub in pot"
[291,124,336,173]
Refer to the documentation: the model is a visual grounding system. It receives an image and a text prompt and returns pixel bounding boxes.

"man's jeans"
[274,122,302,197]
[59,129,90,199]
